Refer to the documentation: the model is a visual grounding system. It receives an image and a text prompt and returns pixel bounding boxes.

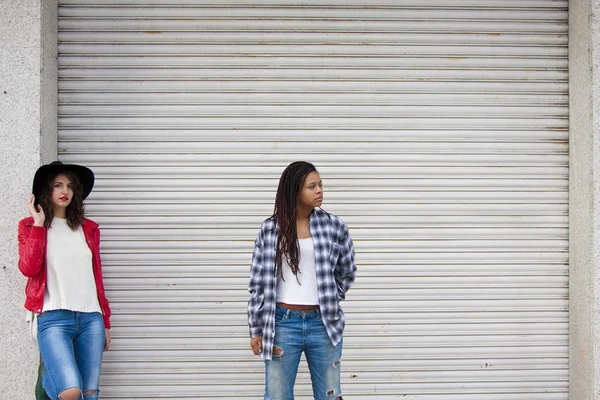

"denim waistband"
[276,305,321,319]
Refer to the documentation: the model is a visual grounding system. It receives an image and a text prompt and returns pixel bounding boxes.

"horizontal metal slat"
[84,202,569,215]
[105,275,569,288]
[94,215,569,228]
[87,191,569,203]
[100,356,567,370]
[58,31,568,46]
[58,7,568,21]
[98,227,568,241]
[107,288,569,302]
[109,309,568,324]
[58,0,568,8]
[58,79,570,92]
[58,104,569,117]
[96,388,566,400]
[112,322,568,337]
[58,43,568,57]
[102,264,568,277]
[58,18,568,34]
[90,180,568,192]
[58,56,568,70]
[58,116,569,130]
[99,251,568,263]
[61,140,569,152]
[70,166,570,178]
[98,346,568,361]
[59,92,570,106]
[107,334,567,348]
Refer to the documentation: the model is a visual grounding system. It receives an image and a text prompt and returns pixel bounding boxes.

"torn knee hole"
[333,360,340,367]
[58,387,82,400]
[272,346,284,356]
[83,390,98,395]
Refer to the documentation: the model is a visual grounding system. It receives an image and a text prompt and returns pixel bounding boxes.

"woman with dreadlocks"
[248,161,357,400]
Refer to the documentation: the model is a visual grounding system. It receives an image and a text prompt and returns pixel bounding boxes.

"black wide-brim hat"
[32,161,95,201]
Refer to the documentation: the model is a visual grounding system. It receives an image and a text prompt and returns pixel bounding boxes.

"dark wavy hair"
[273,161,318,278]
[38,170,85,230]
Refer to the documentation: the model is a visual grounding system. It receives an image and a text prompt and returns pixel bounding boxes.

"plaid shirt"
[248,209,357,360]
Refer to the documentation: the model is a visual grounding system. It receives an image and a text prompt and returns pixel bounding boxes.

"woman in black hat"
[18,161,111,400]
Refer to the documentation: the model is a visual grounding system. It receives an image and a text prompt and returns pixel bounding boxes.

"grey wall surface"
[592,2,600,399]
[1,0,600,399]
[569,0,600,399]
[0,0,57,398]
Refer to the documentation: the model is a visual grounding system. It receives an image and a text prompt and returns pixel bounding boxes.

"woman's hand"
[104,328,111,351]
[27,195,45,227]
[250,336,262,355]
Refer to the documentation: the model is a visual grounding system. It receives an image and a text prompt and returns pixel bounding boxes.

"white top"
[43,217,102,313]
[276,237,319,305]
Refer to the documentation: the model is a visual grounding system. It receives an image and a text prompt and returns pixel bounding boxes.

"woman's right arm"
[247,227,266,340]
[18,195,46,278]
[18,219,45,277]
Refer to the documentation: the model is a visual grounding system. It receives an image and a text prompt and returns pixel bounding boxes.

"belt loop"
[285,309,290,319]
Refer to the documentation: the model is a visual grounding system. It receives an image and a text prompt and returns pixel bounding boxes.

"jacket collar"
[309,208,329,221]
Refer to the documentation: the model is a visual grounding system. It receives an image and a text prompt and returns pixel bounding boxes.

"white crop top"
[276,237,319,305]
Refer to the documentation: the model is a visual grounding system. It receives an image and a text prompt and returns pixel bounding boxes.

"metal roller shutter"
[57,1,569,398]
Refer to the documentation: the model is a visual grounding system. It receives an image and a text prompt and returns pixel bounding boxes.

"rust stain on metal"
[447,57,466,60]
[487,33,501,36]
[145,31,162,35]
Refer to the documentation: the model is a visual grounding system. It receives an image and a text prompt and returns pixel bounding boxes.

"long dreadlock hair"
[38,170,85,231]
[273,161,317,279]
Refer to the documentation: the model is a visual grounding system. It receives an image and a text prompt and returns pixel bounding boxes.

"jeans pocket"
[37,309,63,325]
[274,307,287,325]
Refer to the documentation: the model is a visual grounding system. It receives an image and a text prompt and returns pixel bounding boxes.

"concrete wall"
[592,2,600,399]
[0,0,57,398]
[1,0,600,399]
[569,0,600,399]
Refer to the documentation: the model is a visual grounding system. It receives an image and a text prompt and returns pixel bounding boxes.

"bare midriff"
[277,302,319,311]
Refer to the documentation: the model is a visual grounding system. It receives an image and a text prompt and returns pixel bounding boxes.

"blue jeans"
[265,305,343,400]
[37,310,105,400]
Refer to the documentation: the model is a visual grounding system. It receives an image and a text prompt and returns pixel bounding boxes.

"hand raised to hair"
[27,194,45,227]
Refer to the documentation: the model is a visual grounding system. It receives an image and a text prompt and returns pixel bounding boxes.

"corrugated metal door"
[57,1,569,399]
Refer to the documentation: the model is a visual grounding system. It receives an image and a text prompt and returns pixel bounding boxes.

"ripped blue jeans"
[37,310,105,400]
[264,305,343,400]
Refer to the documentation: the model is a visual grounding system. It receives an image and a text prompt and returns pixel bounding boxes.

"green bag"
[35,359,50,400]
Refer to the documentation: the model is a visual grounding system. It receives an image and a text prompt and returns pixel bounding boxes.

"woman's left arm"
[104,328,111,351]
[93,226,112,329]
[334,227,357,301]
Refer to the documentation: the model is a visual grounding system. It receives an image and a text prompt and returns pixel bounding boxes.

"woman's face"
[298,171,323,208]
[51,173,74,211]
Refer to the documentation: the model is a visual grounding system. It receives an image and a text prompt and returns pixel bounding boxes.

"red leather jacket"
[18,216,112,328]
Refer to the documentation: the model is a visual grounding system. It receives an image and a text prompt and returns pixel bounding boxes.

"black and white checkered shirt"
[248,208,357,360]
